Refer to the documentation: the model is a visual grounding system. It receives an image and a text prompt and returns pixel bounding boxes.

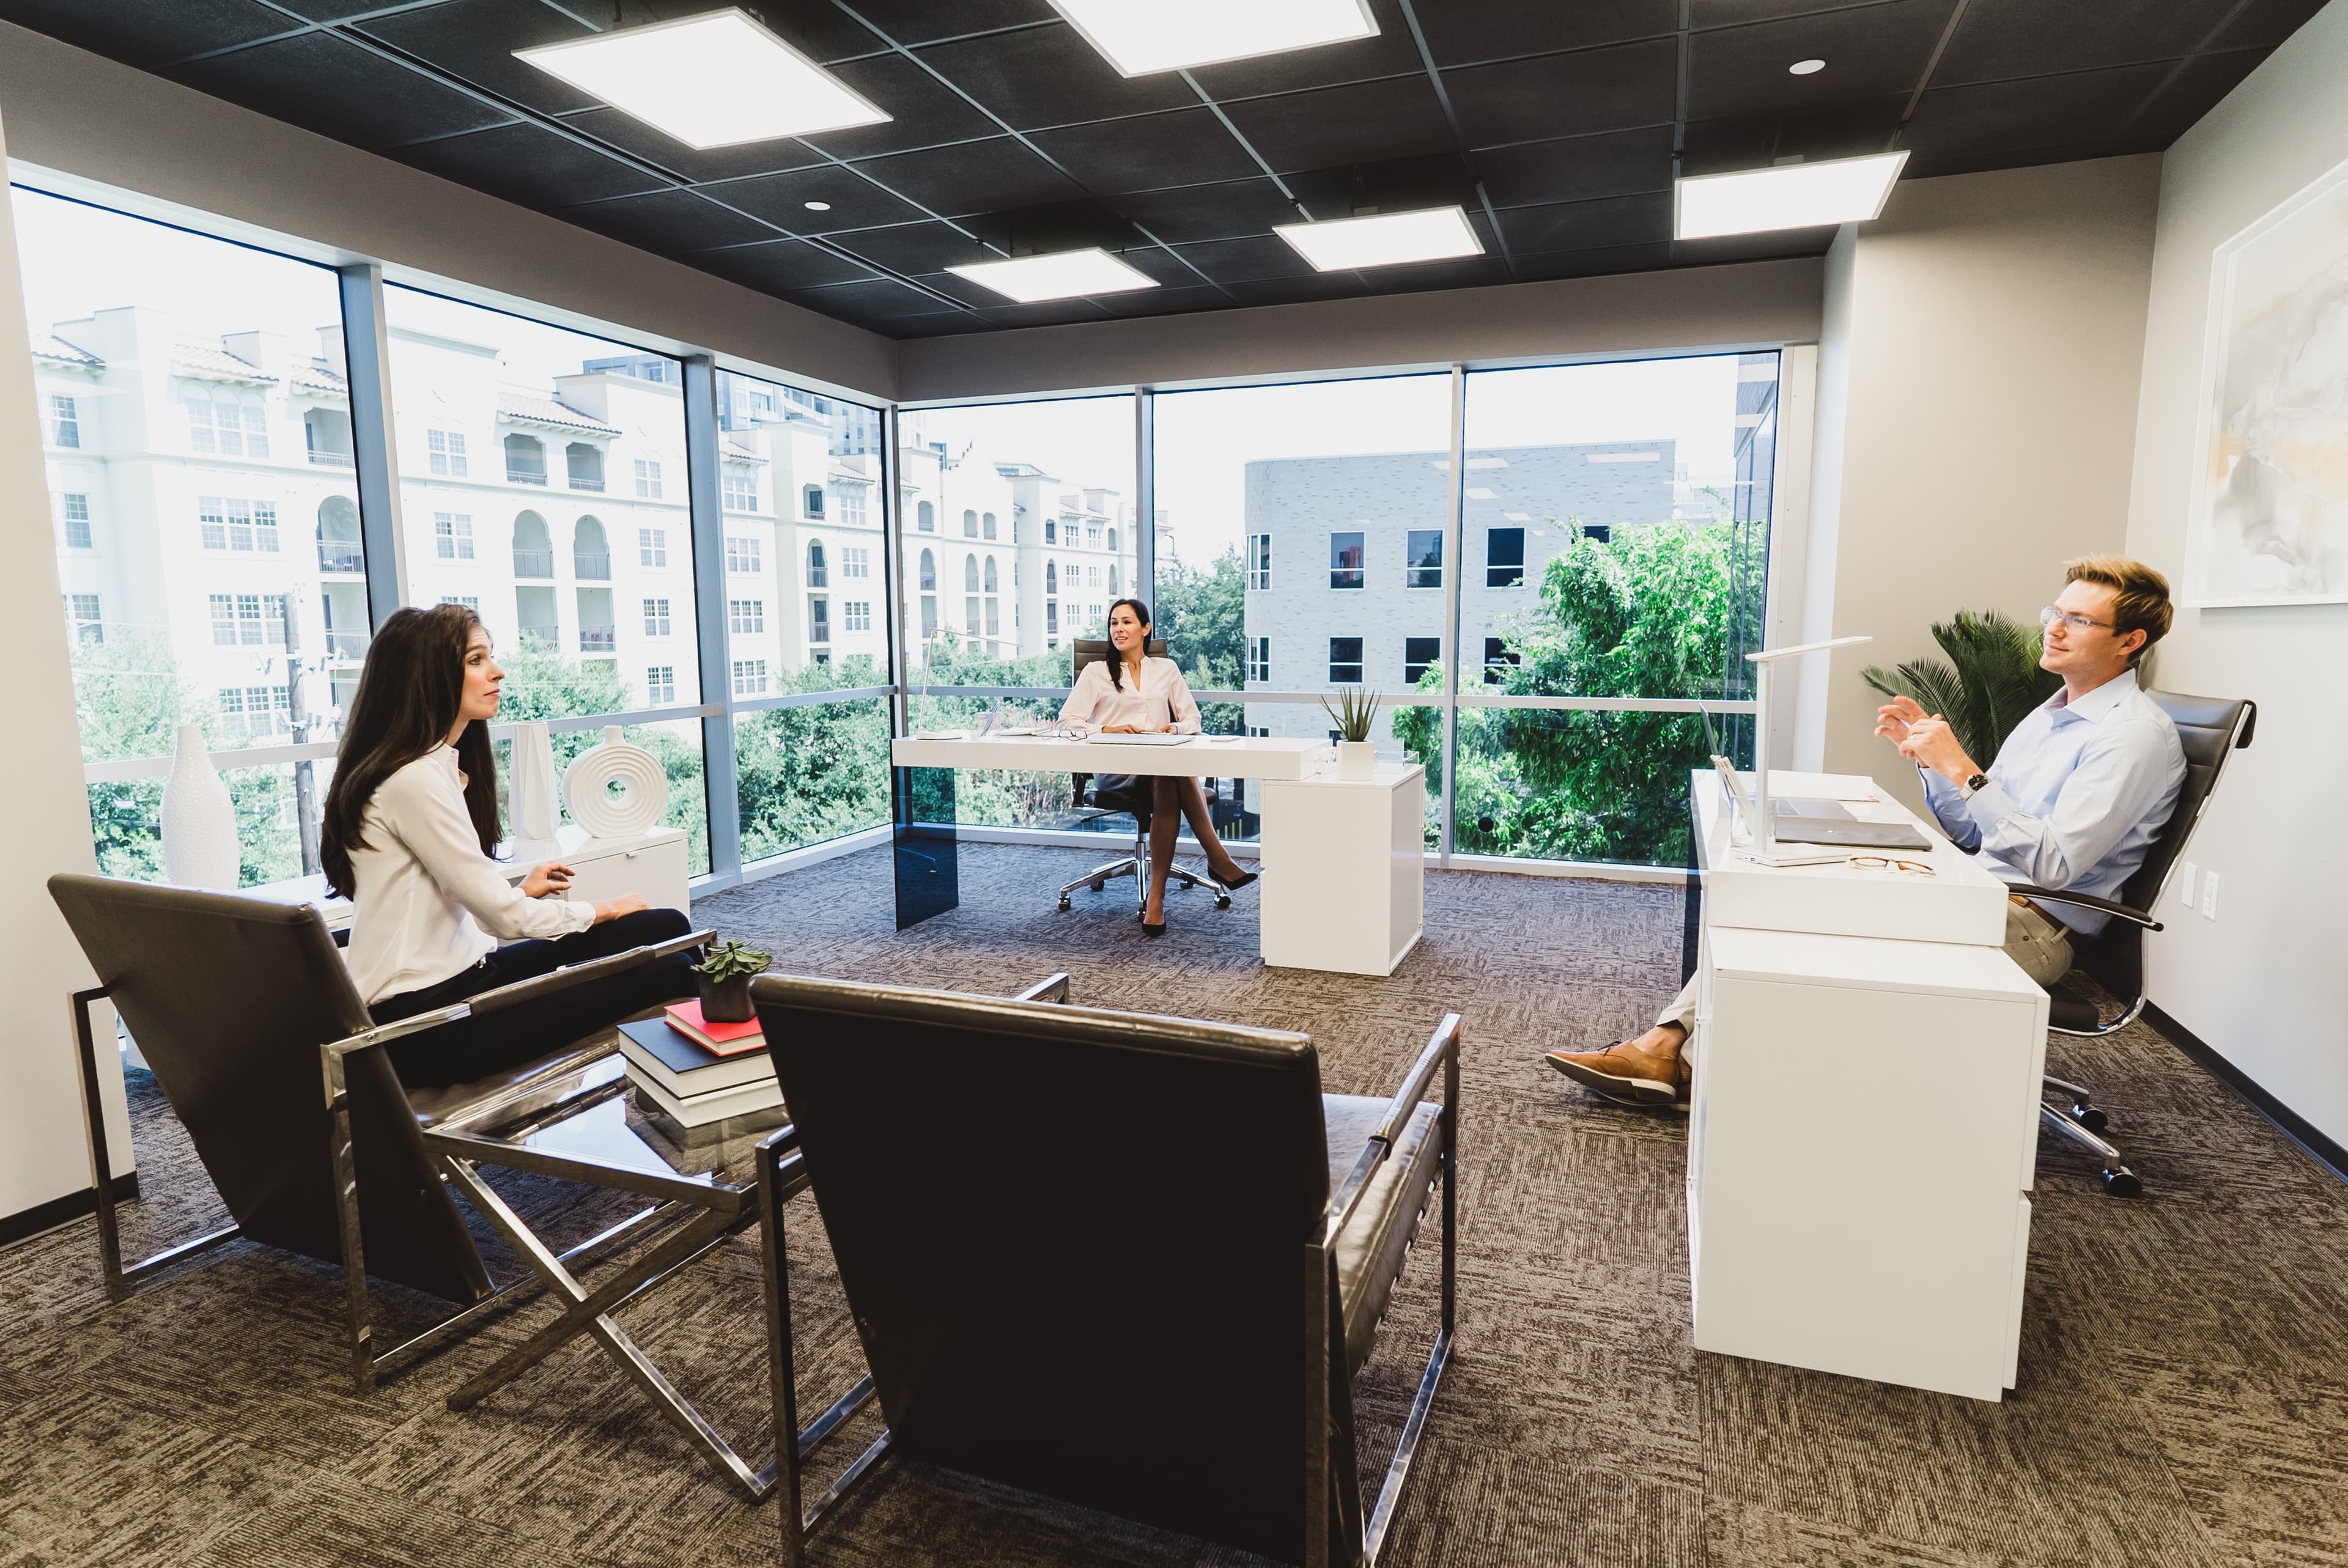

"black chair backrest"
[754,974,1346,1564]
[47,875,492,1305]
[1070,636,1170,809]
[2121,691,2255,913]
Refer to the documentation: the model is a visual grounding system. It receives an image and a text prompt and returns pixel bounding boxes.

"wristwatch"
[1959,771,1990,800]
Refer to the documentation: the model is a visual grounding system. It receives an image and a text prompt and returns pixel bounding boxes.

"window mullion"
[1439,364,1467,867]
[681,355,741,883]
[336,263,407,627]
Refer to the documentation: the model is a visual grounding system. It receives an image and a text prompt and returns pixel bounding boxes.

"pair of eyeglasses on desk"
[1848,855,1936,877]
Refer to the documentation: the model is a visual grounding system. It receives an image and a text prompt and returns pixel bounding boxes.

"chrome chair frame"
[760,982,1458,1568]
[70,924,860,1501]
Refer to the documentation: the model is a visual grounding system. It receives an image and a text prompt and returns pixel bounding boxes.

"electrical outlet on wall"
[2179,861,2199,908]
[2202,870,2221,921]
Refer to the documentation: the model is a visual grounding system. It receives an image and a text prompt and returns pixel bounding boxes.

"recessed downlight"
[804,201,832,212]
[1789,58,1825,75]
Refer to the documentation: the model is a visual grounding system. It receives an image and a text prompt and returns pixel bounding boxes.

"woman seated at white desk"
[320,603,696,1088]
[1060,597,1257,936]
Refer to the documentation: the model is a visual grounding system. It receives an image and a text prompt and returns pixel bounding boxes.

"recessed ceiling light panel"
[1274,206,1484,271]
[1049,0,1378,76]
[1674,151,1909,240]
[515,9,890,150]
[947,248,1160,304]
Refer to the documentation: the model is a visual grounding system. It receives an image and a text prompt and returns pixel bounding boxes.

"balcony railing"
[579,627,616,653]
[508,467,548,485]
[569,475,605,492]
[324,630,369,658]
[574,552,611,580]
[307,449,354,468]
[520,624,558,648]
[809,620,831,644]
[317,542,364,574]
[512,548,554,578]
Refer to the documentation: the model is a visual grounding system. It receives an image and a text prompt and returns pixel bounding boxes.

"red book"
[663,1000,765,1056]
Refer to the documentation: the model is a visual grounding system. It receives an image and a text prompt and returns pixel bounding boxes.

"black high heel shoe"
[1142,913,1168,937]
[1206,864,1258,893]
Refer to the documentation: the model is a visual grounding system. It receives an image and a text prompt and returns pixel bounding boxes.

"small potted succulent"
[692,938,773,1023]
[1320,686,1384,781]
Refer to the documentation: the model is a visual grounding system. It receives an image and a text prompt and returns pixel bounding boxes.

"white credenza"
[1258,762,1425,976]
[248,824,692,932]
[1686,771,2047,1402]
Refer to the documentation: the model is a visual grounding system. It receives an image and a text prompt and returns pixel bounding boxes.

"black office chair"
[750,973,1460,1568]
[2009,690,2256,1196]
[1054,635,1228,916]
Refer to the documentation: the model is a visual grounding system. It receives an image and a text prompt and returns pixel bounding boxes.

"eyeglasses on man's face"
[1848,856,1936,877]
[2040,605,2115,635]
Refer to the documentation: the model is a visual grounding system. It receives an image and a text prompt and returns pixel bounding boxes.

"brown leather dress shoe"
[1545,1040,1686,1110]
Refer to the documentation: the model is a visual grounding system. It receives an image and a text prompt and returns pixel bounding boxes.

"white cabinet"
[1258,763,1425,977]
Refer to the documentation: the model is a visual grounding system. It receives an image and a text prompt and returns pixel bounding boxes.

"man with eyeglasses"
[1544,554,2186,1110]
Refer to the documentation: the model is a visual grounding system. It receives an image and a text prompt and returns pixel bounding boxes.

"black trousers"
[372,907,696,1089]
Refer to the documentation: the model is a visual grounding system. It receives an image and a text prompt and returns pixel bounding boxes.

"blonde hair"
[2064,555,2173,666]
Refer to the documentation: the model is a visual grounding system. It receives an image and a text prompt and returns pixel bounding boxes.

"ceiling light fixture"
[804,201,832,211]
[1047,0,1378,76]
[1274,205,1484,271]
[947,248,1159,304]
[1789,57,1826,75]
[1674,150,1908,239]
[515,9,890,150]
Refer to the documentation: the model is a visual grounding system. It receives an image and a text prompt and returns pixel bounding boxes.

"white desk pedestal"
[1258,763,1424,976]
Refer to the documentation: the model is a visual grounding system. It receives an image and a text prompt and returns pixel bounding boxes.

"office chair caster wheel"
[1214,893,1231,910]
[1057,896,1071,912]
[1089,879,1105,893]
[2102,1166,2141,1198]
[2070,1103,2108,1133]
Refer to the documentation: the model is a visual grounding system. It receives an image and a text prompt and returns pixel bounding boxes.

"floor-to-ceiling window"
[14,184,367,886]
[381,286,711,872]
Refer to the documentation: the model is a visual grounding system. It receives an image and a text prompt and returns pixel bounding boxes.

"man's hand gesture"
[1875,695,1979,785]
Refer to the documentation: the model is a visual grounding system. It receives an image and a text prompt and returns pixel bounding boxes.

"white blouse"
[1059,656,1202,734]
[342,746,594,1004]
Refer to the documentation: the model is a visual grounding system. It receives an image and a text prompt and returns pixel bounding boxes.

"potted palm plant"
[1320,686,1384,781]
[691,938,773,1023]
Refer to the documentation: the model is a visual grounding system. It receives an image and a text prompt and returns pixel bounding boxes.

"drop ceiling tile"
[797,53,1004,160]
[833,0,1060,46]
[1172,234,1326,285]
[914,23,1195,130]
[1107,178,1307,245]
[10,0,292,67]
[1446,39,1680,147]
[2128,49,2273,142]
[701,0,891,64]
[975,298,1121,329]
[1897,134,2160,180]
[1219,76,1456,174]
[1934,0,2239,85]
[1691,0,1886,24]
[1472,127,1675,207]
[1362,254,1516,293]
[1677,95,1907,175]
[899,271,1015,309]
[2212,0,2335,50]
[1028,108,1263,194]
[887,312,996,340]
[556,189,780,252]
[1496,191,1674,252]
[1671,226,1842,266]
[1183,0,1425,96]
[393,120,670,208]
[164,30,515,151]
[1902,61,2174,160]
[1221,271,1378,307]
[355,0,601,118]
[827,220,1002,273]
[550,109,832,184]
[263,1,407,17]
[1686,0,1956,122]
[1098,283,1234,317]
[786,276,976,321]
[1416,0,1680,66]
[689,238,882,293]
[712,164,934,231]
[849,137,1087,216]
[1515,241,1677,281]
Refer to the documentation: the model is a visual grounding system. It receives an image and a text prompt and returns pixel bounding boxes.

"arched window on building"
[573,515,610,578]
[1109,563,1120,595]
[504,433,547,484]
[804,484,824,518]
[962,509,978,537]
[1107,526,1118,551]
[808,540,828,587]
[316,495,361,574]
[983,557,998,594]
[1045,561,1058,595]
[917,500,934,531]
[982,511,997,539]
[964,554,980,592]
[512,510,552,577]
[919,548,936,592]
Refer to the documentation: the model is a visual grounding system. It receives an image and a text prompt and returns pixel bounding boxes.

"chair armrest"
[2010,886,2162,931]
[1326,1012,1463,1239]
[1014,971,1071,1004]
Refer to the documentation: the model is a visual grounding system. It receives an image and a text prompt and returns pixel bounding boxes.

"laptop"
[1698,705,1931,852]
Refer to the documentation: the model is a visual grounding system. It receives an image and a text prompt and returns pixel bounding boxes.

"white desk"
[1686,771,2047,1402]
[888,735,1424,975]
[246,824,692,932]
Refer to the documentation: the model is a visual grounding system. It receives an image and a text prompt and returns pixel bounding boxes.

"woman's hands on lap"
[592,894,649,924]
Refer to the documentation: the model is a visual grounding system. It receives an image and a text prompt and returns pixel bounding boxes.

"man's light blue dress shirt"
[1918,668,2186,935]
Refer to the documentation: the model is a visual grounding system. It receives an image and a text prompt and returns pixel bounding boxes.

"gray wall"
[2121,0,2348,1147]
[0,22,899,403]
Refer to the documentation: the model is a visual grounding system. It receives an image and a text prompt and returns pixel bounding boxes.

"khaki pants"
[1656,897,2075,1058]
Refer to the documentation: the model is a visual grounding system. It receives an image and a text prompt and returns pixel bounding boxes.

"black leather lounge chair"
[748,973,1460,1568]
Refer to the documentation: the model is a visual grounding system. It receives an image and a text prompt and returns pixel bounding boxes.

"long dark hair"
[320,604,500,898]
[1105,597,1152,691]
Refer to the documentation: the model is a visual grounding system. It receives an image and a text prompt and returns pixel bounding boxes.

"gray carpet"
[4,842,2346,1568]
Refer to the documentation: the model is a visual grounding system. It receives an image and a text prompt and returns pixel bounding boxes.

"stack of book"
[616,999,785,1139]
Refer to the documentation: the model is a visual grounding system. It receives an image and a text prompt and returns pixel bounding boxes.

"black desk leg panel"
[893,766,959,930]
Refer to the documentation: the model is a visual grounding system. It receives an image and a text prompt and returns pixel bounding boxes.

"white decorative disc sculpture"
[509,721,561,842]
[562,724,668,837]
[161,722,241,889]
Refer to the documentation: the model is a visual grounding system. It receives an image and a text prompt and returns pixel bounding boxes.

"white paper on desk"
[996,725,1040,735]
[1760,770,1877,801]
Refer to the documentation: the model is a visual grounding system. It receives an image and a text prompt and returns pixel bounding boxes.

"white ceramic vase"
[563,724,669,838]
[1337,740,1377,782]
[509,720,561,842]
[161,723,240,888]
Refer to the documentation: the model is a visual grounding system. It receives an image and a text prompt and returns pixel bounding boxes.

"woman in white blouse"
[1060,598,1256,935]
[320,604,695,1088]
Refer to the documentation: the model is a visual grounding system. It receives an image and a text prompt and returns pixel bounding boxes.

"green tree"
[1150,540,1245,731]
[734,655,895,859]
